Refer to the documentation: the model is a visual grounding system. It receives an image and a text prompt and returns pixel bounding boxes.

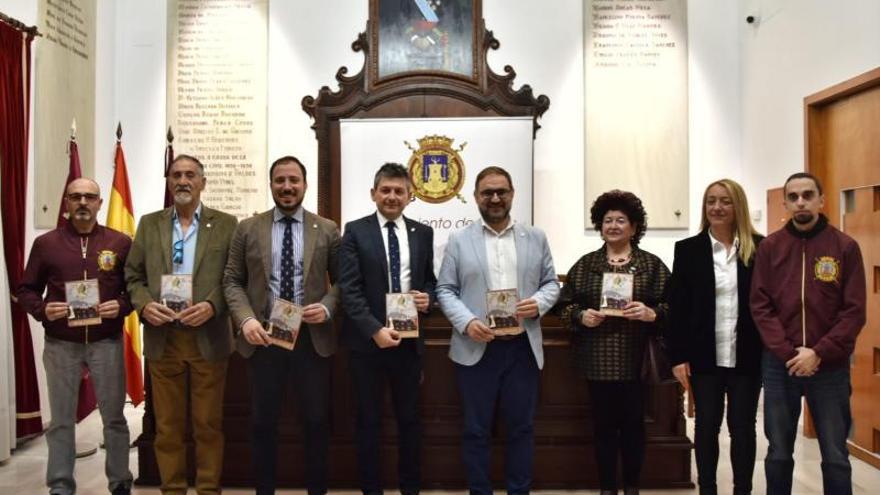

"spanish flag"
[106,124,144,405]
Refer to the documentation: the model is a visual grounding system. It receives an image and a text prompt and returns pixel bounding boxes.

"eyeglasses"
[478,188,511,200]
[172,239,184,265]
[66,193,100,203]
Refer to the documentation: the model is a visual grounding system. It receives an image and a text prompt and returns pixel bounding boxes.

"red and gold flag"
[107,128,144,405]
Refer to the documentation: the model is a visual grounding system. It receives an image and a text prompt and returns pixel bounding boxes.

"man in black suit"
[339,162,437,495]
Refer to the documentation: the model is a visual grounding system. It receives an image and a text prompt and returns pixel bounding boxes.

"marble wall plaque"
[584,0,689,229]
[167,0,268,219]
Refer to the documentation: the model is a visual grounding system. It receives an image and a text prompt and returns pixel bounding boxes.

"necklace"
[607,252,631,264]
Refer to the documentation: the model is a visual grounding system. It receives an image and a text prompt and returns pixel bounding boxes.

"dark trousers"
[350,340,422,495]
[249,330,330,495]
[762,351,852,495]
[691,368,762,495]
[456,335,539,495]
[587,380,645,491]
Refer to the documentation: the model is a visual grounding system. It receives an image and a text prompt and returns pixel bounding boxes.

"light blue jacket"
[436,221,560,368]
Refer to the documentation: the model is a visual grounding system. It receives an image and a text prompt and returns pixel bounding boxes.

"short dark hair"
[474,166,513,192]
[590,190,648,246]
[784,172,823,195]
[270,155,307,182]
[170,154,205,176]
[373,162,410,189]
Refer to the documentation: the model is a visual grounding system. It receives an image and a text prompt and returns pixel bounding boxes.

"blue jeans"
[762,351,852,495]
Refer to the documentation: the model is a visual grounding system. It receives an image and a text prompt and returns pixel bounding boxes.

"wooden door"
[805,66,880,468]
[766,187,787,235]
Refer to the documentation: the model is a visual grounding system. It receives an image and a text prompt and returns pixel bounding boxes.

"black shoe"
[600,490,618,495]
[623,488,639,495]
[110,487,131,495]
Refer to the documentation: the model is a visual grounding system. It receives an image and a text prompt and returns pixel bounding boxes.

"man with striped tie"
[223,155,340,495]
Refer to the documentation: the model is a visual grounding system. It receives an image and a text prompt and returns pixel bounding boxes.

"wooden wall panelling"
[136,316,692,488]
[844,187,880,468]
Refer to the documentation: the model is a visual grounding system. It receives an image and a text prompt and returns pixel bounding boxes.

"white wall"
[740,0,880,233]
[5,0,879,422]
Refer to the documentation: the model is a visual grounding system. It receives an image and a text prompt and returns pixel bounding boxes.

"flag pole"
[164,127,174,208]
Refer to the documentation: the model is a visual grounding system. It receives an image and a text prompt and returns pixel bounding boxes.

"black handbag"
[641,335,674,383]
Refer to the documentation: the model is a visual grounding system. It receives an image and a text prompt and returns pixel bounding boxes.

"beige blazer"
[125,205,238,361]
[222,208,340,358]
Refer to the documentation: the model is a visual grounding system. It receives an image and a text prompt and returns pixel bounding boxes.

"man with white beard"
[125,155,238,495]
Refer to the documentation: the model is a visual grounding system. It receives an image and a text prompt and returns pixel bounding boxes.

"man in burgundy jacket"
[17,178,133,495]
[751,172,866,495]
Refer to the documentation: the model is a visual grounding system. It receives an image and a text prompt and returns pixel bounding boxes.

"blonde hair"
[700,179,760,266]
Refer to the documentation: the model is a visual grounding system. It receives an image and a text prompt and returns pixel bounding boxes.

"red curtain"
[0,22,42,437]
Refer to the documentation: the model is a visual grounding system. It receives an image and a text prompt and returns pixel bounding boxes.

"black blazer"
[668,230,764,375]
[339,213,437,354]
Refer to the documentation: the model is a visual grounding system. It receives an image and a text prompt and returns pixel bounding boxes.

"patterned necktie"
[386,221,401,293]
[280,216,295,301]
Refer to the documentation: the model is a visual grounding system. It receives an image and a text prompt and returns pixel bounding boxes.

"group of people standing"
[558,173,865,495]
[16,151,865,495]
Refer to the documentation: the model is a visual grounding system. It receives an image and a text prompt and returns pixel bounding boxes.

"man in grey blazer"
[222,155,340,495]
[436,166,559,495]
[125,155,238,495]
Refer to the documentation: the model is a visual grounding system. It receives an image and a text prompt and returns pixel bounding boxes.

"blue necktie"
[280,216,295,301]
[386,221,401,293]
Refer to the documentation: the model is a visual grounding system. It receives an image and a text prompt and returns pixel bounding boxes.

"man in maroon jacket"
[751,172,866,495]
[17,178,134,495]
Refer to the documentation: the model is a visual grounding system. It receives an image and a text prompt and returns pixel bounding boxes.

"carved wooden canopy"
[302,1,549,222]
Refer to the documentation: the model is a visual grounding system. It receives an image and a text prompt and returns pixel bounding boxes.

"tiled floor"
[2,401,879,494]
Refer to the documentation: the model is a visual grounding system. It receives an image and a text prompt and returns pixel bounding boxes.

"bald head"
[66,177,101,196]
[65,177,103,232]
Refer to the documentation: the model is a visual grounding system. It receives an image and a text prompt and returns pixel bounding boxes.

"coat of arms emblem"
[405,135,467,204]
[97,250,117,271]
[814,256,840,283]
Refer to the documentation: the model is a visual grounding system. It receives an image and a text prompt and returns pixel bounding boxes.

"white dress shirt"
[709,230,739,368]
[482,219,518,291]
[377,211,411,293]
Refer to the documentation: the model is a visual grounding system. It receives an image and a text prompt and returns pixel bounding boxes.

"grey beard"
[174,192,193,206]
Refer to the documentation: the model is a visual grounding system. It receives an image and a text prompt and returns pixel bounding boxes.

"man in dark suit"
[222,155,340,495]
[339,163,436,495]
[125,155,238,495]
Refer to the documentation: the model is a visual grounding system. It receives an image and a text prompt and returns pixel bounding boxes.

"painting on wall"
[376,0,476,80]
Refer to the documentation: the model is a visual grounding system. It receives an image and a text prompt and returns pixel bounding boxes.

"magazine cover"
[160,274,193,314]
[65,279,101,327]
[600,272,634,316]
[386,292,419,338]
[266,298,303,350]
[486,288,522,336]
